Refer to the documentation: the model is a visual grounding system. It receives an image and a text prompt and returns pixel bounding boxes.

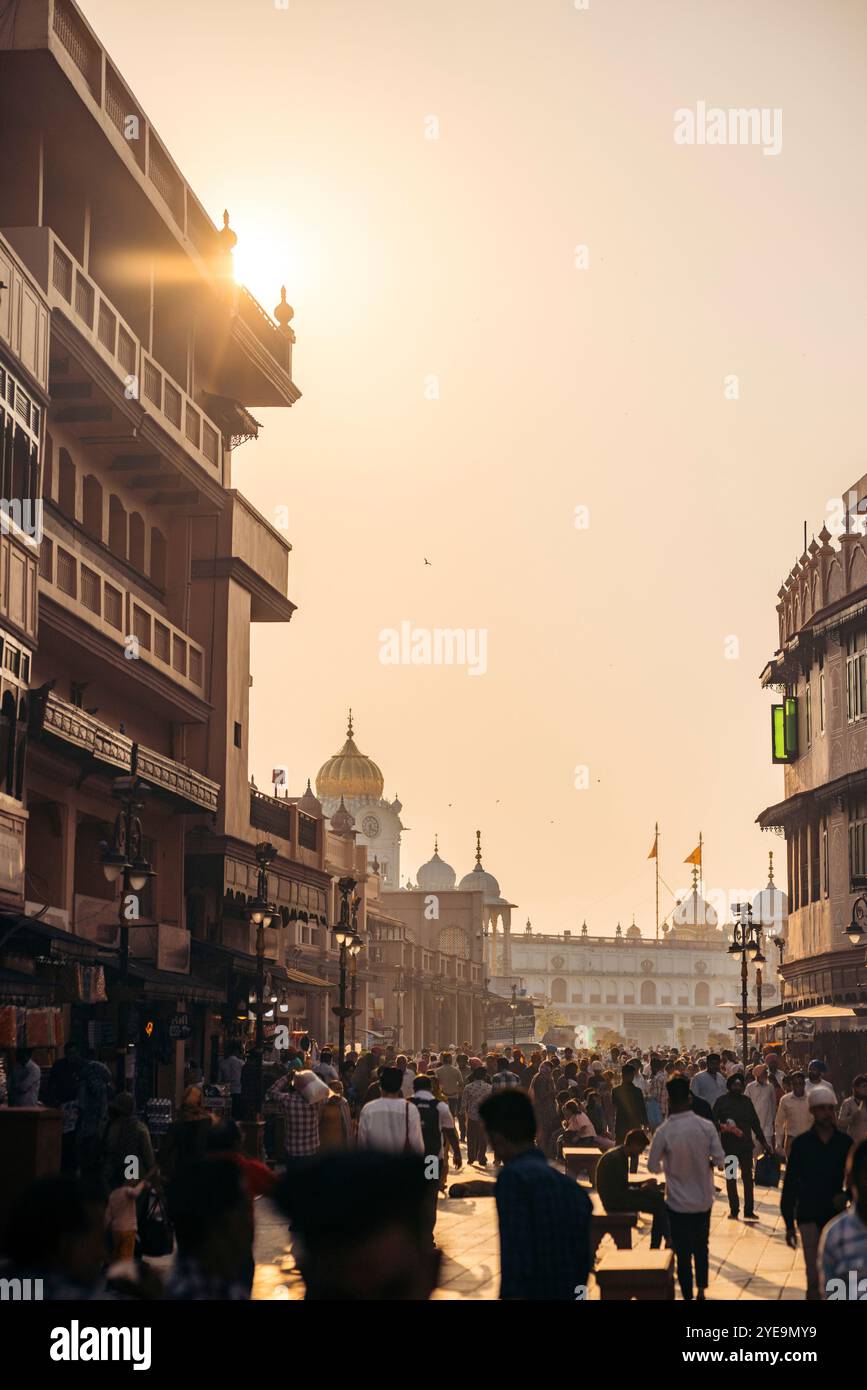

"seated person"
[595,1128,669,1249]
[557,1100,615,1157]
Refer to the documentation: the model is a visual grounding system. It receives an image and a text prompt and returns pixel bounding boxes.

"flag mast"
[655,822,659,941]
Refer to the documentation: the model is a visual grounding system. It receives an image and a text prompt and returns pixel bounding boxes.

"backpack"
[410,1094,443,1158]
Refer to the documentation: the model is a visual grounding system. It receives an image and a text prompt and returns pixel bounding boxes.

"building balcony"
[39,524,206,699]
[221,915,281,961]
[40,691,220,812]
[1,226,223,482]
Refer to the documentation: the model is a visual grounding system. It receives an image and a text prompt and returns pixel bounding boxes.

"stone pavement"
[251,1149,808,1301]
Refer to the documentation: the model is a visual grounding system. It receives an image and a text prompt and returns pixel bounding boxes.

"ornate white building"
[499,865,787,1050]
[315,712,404,889]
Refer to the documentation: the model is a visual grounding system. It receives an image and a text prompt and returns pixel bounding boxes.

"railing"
[236,286,292,374]
[40,526,207,697]
[250,788,293,840]
[28,228,222,480]
[43,692,219,812]
[53,0,101,101]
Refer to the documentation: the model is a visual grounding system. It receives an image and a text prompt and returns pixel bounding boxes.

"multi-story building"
[757,491,867,1079]
[0,0,370,1100]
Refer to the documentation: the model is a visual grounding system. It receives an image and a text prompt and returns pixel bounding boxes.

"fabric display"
[74,964,107,1004]
[0,1004,16,1049]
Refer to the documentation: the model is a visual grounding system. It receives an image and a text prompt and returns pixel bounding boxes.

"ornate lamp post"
[244,841,279,1113]
[730,902,764,1064]
[846,896,867,946]
[331,875,361,1066]
[99,743,155,1091]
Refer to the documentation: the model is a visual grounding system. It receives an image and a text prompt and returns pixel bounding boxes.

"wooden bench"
[589,1192,636,1254]
[563,1146,600,1186]
[594,1249,675,1301]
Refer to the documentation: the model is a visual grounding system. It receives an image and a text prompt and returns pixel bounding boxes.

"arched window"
[108,495,127,559]
[82,475,103,539]
[695,981,710,1007]
[58,448,76,519]
[151,527,166,588]
[129,512,145,571]
[640,979,657,1006]
[551,977,567,1003]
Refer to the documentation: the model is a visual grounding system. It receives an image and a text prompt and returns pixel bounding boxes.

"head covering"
[808,1058,827,1073]
[808,1084,837,1109]
[590,1061,603,1072]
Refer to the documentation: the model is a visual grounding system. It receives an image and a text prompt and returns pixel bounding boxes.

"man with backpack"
[410,1073,461,1243]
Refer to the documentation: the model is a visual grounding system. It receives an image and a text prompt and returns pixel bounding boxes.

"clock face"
[361,814,380,839]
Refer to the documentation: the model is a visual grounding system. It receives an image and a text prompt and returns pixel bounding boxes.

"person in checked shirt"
[267,1068,330,1158]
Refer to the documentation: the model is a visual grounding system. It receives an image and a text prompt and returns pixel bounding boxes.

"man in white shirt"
[648,1076,726,1302]
[357,1067,424,1156]
[219,1045,245,1119]
[746,1064,778,1154]
[806,1060,837,1104]
[690,1053,727,1110]
[775,1072,812,1158]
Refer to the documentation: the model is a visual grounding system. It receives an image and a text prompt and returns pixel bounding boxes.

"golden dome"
[315,711,384,801]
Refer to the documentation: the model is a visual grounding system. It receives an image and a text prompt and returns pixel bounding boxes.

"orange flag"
[684,843,702,866]
[647,832,658,860]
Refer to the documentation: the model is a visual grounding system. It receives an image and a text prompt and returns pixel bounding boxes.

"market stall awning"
[745,1014,788,1029]
[787,1004,859,1020]
[127,962,224,1003]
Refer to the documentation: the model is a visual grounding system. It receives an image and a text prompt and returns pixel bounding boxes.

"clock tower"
[315,711,404,888]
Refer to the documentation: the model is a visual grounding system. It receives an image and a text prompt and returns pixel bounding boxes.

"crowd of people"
[1,1033,866,1301]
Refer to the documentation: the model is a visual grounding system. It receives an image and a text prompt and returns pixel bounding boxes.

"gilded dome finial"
[434,833,439,855]
[768,850,774,885]
[475,830,482,866]
[347,708,354,739]
[218,209,238,255]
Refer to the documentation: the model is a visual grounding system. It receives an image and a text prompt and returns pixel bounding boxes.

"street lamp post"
[509,982,518,1048]
[99,743,155,1093]
[730,902,764,1065]
[331,876,361,1067]
[244,841,279,1113]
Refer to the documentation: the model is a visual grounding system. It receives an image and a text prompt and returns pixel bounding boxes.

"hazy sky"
[81,0,867,931]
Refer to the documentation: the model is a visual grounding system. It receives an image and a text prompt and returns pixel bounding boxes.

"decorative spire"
[475,829,482,866]
[218,209,238,256]
[434,833,439,856]
[347,708,354,739]
[274,284,295,332]
[768,850,774,885]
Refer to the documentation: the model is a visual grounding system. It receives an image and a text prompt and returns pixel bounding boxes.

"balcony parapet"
[40,691,219,812]
[39,522,206,697]
[1,226,223,482]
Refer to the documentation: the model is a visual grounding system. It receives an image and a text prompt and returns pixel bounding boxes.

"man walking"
[648,1076,725,1301]
[745,1063,777,1155]
[462,1065,491,1166]
[775,1071,812,1158]
[781,1084,852,1300]
[713,1073,770,1221]
[480,1089,592,1301]
[838,1074,867,1146]
[434,1052,464,1123]
[410,1074,458,1241]
[690,1052,727,1111]
[490,1055,521,1093]
[357,1066,424,1155]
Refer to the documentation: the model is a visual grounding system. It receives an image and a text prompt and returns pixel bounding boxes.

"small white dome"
[416,839,456,891]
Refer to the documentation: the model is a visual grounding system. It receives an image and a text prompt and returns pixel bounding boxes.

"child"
[105,1175,147,1263]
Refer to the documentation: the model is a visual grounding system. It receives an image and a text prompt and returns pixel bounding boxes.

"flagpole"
[655,821,659,942]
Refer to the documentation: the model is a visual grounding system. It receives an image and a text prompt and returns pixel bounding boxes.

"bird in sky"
[424,557,431,565]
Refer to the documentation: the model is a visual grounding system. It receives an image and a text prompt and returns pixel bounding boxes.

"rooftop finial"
[768,849,774,885]
[274,284,295,332]
[434,833,439,855]
[347,708,354,739]
[218,209,238,256]
[475,829,482,865]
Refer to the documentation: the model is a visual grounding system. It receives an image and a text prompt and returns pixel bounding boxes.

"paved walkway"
[251,1149,808,1301]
